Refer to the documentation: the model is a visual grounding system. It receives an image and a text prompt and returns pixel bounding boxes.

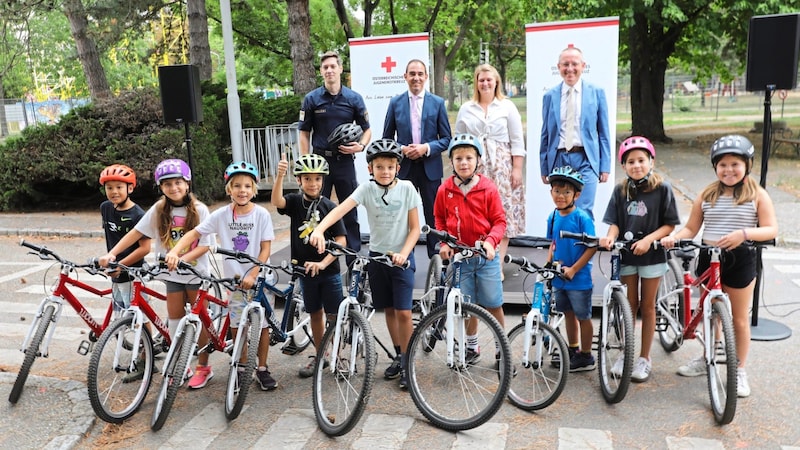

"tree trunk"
[0,82,8,137]
[62,0,110,100]
[432,44,447,99]
[287,0,316,96]
[331,0,354,39]
[187,0,212,81]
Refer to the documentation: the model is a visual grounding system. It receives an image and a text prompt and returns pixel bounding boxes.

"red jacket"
[434,175,507,249]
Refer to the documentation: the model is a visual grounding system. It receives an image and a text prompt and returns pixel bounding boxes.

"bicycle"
[405,225,512,431]
[9,240,114,404]
[503,254,570,411]
[87,261,170,423]
[311,240,405,436]
[151,255,254,430]
[559,230,636,404]
[653,239,739,424]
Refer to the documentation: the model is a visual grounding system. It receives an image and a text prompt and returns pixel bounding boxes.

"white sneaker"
[677,356,707,377]
[631,357,652,383]
[737,368,751,398]
[610,356,624,378]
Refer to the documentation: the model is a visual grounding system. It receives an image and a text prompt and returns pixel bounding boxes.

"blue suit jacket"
[383,91,452,181]
[539,81,611,177]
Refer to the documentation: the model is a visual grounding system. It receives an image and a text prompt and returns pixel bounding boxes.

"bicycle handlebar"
[324,240,411,270]
[104,260,165,280]
[21,239,105,276]
[560,230,636,251]
[157,252,243,291]
[422,225,488,259]
[653,238,775,251]
[504,254,564,278]
[215,246,305,278]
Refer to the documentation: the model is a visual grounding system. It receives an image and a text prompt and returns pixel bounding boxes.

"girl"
[662,135,777,398]
[100,158,212,387]
[599,136,680,383]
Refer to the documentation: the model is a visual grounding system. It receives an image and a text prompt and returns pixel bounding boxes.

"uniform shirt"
[348,180,422,255]
[298,85,370,151]
[100,201,145,283]
[278,194,346,277]
[547,207,595,290]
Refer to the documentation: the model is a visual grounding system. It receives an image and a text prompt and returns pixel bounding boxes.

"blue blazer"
[539,81,611,177]
[383,91,452,181]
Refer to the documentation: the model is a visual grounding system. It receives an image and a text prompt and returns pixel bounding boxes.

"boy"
[434,133,507,364]
[271,153,347,378]
[545,165,597,372]
[308,139,421,389]
[165,161,277,391]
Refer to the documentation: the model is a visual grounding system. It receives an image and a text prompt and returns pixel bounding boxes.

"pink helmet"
[618,136,655,163]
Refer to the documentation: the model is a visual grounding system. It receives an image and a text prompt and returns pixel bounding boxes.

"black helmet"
[710,135,755,168]
[327,123,364,149]
[365,139,403,163]
[548,165,584,191]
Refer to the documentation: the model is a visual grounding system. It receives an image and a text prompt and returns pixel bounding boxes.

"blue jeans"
[458,256,503,309]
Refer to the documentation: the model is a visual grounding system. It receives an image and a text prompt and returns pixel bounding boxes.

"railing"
[242,123,300,190]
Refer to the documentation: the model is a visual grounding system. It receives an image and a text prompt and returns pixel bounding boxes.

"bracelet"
[742,229,749,240]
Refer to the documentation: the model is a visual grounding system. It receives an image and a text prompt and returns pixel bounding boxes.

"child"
[662,134,777,398]
[271,153,347,378]
[308,139,421,390]
[100,158,212,387]
[165,161,278,391]
[433,133,507,365]
[599,136,680,383]
[545,166,597,372]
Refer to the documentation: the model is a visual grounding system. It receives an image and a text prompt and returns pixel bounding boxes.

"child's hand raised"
[276,153,289,178]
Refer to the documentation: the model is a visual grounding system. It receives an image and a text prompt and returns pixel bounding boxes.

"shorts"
[553,288,593,320]
[459,256,504,309]
[300,272,343,315]
[367,252,416,310]
[696,245,756,289]
[620,262,668,279]
[163,280,201,294]
[228,289,270,329]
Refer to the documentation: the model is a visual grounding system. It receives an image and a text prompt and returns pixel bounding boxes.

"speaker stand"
[752,86,792,341]
[183,122,195,190]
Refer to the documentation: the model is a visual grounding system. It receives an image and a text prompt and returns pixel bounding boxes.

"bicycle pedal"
[281,341,301,355]
[77,340,92,355]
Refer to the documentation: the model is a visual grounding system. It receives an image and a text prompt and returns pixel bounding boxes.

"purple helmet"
[154,159,191,184]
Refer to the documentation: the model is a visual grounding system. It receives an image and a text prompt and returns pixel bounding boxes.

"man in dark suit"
[384,59,452,258]
[540,45,611,218]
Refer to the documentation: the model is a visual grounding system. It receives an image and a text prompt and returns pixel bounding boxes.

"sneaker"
[188,365,213,389]
[737,368,751,398]
[569,351,596,372]
[399,370,408,390]
[552,346,578,369]
[256,367,277,391]
[384,355,402,379]
[610,356,625,378]
[299,356,328,378]
[122,356,159,383]
[184,367,193,381]
[465,347,481,365]
[677,356,707,377]
[631,357,652,383]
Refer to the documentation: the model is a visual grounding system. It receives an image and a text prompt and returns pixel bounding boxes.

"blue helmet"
[447,133,483,158]
[224,160,259,182]
[548,165,584,191]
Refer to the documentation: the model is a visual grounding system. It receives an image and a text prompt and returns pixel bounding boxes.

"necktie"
[411,94,421,144]
[565,87,576,151]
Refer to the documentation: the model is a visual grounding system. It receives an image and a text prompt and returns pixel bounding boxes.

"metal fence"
[242,122,300,190]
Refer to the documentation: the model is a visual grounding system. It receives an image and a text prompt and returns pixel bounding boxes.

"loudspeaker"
[158,65,203,124]
[746,13,800,91]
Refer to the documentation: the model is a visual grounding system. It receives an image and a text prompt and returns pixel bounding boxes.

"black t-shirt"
[278,194,347,276]
[100,200,146,283]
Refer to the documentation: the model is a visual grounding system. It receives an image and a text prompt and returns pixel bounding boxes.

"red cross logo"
[380,56,397,73]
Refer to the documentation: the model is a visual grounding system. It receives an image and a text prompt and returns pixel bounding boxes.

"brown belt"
[558,146,584,153]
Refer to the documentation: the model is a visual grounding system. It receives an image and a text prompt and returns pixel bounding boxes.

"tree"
[188,0,213,80]
[62,0,110,100]
[287,0,316,95]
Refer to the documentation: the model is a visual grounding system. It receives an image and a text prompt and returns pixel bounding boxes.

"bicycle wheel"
[707,299,737,425]
[597,290,634,404]
[423,257,448,352]
[406,302,511,431]
[151,323,195,431]
[283,285,312,355]
[9,304,55,404]
[506,321,568,411]
[312,309,375,436]
[87,316,154,423]
[225,308,261,420]
[657,256,685,352]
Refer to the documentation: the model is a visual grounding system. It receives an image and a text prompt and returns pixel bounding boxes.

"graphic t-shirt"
[100,200,145,283]
[349,180,422,254]
[278,194,346,276]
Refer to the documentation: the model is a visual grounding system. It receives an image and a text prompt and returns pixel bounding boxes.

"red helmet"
[99,164,136,188]
[618,136,655,163]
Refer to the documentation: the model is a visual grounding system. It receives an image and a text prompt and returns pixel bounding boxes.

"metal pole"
[220,0,243,161]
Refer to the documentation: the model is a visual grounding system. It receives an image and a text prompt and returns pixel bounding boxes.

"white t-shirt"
[349,180,422,254]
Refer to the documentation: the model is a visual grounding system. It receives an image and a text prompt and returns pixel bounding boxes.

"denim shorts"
[459,256,504,309]
[367,252,416,311]
[300,272,343,315]
[554,288,593,320]
[163,280,201,294]
[619,262,668,279]
[111,282,150,322]
[228,289,270,329]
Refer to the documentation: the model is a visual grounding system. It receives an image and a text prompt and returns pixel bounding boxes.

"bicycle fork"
[20,296,65,359]
[328,297,359,375]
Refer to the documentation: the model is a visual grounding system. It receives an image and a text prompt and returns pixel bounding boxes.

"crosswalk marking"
[666,436,725,449]
[353,413,414,449]
[257,408,316,449]
[0,323,88,342]
[0,263,50,284]
[773,264,800,273]
[4,301,108,321]
[559,427,613,450]
[453,422,508,449]
[160,402,244,449]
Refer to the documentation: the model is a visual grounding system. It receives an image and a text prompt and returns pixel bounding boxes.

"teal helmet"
[548,165,584,191]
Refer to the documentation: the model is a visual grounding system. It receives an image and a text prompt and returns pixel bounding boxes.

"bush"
[0,84,301,211]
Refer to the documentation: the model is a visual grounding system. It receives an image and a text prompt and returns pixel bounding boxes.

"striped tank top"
[701,196,757,242]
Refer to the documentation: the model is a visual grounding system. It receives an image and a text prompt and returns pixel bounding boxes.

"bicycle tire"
[225,308,261,420]
[598,290,634,404]
[9,304,55,404]
[407,302,511,431]
[283,285,312,354]
[707,299,737,425]
[422,256,446,352]
[87,316,154,423]
[506,320,569,411]
[657,256,685,352]
[312,309,376,436]
[151,323,195,431]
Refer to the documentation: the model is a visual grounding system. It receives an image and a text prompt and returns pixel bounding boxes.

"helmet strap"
[625,171,651,201]
[453,168,478,187]
[371,177,396,205]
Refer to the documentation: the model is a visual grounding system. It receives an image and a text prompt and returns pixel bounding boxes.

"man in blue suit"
[384,59,452,258]
[540,46,611,218]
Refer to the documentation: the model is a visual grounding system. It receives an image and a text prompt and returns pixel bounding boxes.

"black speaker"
[746,13,800,92]
[158,65,203,124]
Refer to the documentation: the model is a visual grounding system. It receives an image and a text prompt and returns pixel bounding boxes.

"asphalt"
[0,138,798,449]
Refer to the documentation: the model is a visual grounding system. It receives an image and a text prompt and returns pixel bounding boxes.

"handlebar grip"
[504,254,528,266]
[20,239,47,254]
[216,247,238,257]
[421,225,455,243]
[326,240,346,252]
